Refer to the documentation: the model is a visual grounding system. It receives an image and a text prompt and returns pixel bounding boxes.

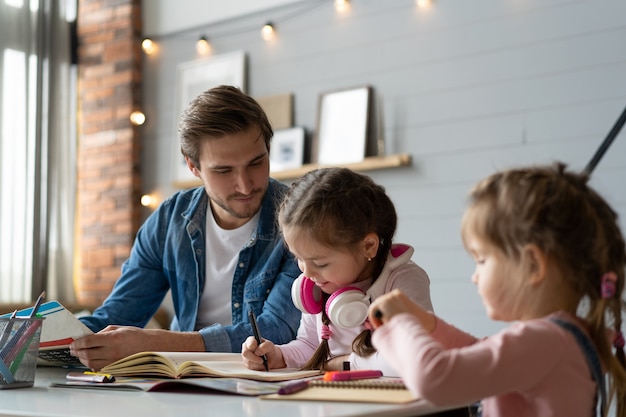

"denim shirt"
[79,179,302,352]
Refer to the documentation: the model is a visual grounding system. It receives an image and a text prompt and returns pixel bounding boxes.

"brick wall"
[75,0,142,305]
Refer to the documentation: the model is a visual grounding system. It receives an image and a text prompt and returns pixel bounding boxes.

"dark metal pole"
[583,105,626,176]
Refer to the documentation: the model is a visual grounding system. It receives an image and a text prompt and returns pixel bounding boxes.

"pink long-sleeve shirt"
[279,244,433,374]
[372,311,598,417]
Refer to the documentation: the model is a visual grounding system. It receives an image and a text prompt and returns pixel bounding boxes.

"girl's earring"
[367,257,372,262]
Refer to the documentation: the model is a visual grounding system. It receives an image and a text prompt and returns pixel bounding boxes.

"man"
[71,85,302,371]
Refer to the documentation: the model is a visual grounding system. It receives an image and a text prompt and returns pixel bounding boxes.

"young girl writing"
[368,163,626,416]
[241,167,434,373]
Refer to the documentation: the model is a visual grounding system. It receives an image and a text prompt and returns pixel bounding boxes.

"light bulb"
[196,36,211,55]
[129,111,146,126]
[261,23,275,41]
[416,0,432,8]
[141,38,156,55]
[334,0,350,13]
[140,194,157,208]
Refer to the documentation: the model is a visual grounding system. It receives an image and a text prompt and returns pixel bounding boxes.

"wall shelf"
[172,153,411,188]
[272,153,412,180]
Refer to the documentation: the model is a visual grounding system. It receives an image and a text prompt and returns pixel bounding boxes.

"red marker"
[323,369,383,381]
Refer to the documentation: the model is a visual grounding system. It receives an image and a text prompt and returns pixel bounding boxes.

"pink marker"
[323,369,383,381]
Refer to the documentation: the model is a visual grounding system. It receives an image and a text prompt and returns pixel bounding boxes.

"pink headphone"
[291,277,372,329]
[290,244,412,329]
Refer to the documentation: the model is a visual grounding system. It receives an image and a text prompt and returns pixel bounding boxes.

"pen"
[29,291,46,318]
[248,310,269,372]
[278,379,309,395]
[8,320,42,373]
[323,369,383,381]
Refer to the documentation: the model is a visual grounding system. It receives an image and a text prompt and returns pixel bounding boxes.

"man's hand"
[69,326,205,371]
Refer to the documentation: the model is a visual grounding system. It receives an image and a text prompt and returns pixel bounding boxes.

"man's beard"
[210,188,264,220]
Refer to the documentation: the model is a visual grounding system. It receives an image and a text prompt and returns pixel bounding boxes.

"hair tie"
[321,324,332,341]
[363,319,374,331]
[601,272,618,299]
[614,331,625,349]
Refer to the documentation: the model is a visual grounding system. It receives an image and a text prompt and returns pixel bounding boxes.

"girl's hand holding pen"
[241,336,286,371]
[368,289,437,332]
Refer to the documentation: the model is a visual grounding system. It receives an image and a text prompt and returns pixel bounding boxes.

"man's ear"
[523,244,547,285]
[185,156,201,178]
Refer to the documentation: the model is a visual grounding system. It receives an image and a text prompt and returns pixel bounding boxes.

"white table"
[0,367,457,417]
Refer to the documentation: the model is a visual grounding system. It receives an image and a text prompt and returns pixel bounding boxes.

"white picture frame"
[314,85,372,165]
[270,127,306,173]
[172,51,247,186]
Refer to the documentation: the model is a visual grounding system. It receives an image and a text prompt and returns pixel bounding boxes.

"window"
[0,0,76,303]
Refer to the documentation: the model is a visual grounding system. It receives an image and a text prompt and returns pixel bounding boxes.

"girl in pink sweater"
[369,163,626,417]
[242,167,433,373]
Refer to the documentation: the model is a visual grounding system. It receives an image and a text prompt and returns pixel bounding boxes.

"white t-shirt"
[195,205,260,329]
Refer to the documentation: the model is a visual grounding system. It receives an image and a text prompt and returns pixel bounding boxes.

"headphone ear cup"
[291,275,323,314]
[326,287,369,329]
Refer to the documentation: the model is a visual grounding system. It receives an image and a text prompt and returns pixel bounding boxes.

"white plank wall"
[142,0,626,337]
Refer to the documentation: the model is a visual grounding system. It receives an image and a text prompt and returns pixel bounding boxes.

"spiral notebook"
[260,377,417,404]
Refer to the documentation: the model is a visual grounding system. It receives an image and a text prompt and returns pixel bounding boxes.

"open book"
[100,351,322,382]
[51,376,292,395]
[1,301,93,366]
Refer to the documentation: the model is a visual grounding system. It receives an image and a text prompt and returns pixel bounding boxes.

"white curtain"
[0,0,76,303]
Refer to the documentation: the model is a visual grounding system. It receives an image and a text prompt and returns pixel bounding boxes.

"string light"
[261,22,275,41]
[129,111,146,126]
[334,0,350,13]
[180,2,436,51]
[196,35,211,55]
[141,38,156,55]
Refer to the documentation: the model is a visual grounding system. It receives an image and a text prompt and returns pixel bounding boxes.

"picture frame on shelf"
[313,85,372,165]
[172,51,247,187]
[256,93,293,130]
[270,127,306,173]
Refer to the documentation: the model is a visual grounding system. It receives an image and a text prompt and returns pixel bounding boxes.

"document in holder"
[1,301,93,366]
